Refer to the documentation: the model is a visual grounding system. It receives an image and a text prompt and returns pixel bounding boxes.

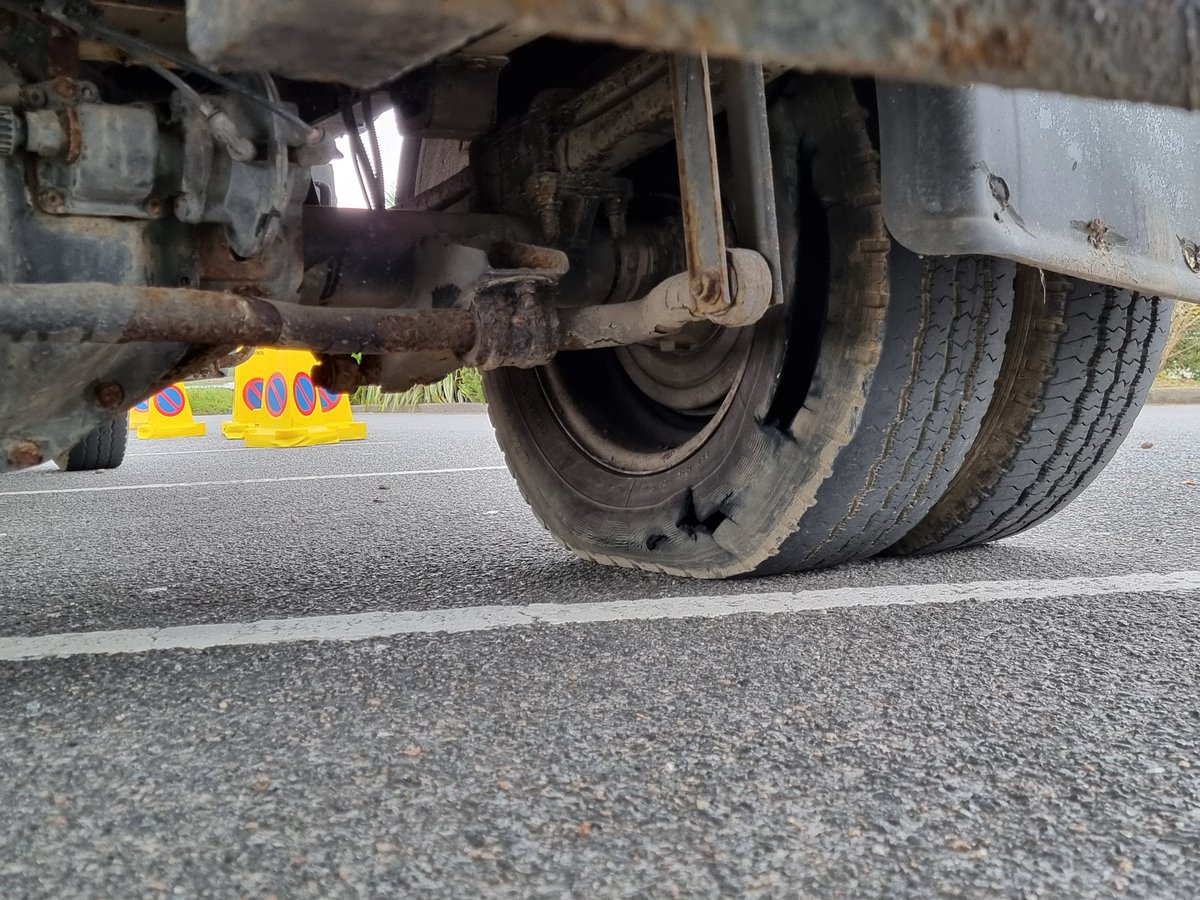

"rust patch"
[1072,217,1128,250]
[60,107,82,164]
[926,6,1032,74]
[376,309,477,354]
[51,77,78,102]
[92,380,126,409]
[7,441,42,468]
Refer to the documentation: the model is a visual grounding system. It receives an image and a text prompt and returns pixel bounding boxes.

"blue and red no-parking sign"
[318,386,340,412]
[265,373,288,417]
[293,372,317,416]
[154,386,185,417]
[243,377,264,411]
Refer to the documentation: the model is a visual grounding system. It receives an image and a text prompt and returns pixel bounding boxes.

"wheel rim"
[537,328,754,476]
[613,323,749,415]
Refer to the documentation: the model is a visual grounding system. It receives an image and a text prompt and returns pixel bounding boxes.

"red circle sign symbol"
[155,386,185,417]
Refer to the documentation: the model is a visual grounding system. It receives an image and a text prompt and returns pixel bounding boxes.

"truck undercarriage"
[0,0,1193,576]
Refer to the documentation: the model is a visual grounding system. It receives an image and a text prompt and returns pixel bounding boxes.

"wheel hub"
[614,323,750,415]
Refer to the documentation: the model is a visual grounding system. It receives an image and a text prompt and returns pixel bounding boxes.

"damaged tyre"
[485,76,1017,577]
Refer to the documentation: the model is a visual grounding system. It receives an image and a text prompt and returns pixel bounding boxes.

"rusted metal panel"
[191,0,1200,110]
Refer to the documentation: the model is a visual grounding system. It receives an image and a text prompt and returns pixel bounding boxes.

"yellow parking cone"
[129,398,150,429]
[222,348,272,439]
[242,349,341,448]
[316,385,367,441]
[137,383,207,439]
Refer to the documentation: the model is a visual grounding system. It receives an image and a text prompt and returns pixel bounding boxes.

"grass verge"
[187,386,234,416]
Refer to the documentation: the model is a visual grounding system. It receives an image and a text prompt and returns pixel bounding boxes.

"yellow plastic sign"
[239,349,367,448]
[136,383,207,439]
[221,348,272,439]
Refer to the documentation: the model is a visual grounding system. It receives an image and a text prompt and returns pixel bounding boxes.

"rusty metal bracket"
[668,53,730,316]
[556,247,772,351]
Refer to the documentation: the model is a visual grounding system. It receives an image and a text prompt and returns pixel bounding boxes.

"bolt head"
[7,440,42,468]
[93,381,125,409]
[38,187,64,212]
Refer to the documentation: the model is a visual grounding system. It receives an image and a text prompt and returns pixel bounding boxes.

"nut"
[93,381,125,409]
[143,197,163,217]
[20,86,46,109]
[38,187,64,212]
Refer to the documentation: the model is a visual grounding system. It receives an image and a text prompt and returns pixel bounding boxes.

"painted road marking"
[124,439,458,457]
[0,465,508,497]
[2,571,1199,661]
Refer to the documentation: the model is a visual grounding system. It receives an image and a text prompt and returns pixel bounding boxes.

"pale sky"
[329,110,404,209]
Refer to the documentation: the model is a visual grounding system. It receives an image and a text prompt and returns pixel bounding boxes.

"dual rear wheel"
[482,76,1171,578]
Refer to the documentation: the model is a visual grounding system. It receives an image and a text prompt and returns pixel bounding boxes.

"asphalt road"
[2,407,1199,898]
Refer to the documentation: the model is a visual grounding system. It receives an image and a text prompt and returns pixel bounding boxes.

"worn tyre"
[484,76,1016,578]
[57,416,128,471]
[890,270,1171,555]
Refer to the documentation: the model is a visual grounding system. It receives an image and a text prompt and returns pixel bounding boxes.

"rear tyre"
[890,269,1171,555]
[57,417,128,471]
[484,76,1016,578]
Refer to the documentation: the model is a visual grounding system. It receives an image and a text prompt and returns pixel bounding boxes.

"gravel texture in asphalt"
[2,408,1199,897]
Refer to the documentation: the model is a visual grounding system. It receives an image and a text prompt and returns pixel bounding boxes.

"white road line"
[125,440,445,458]
[2,570,1198,662]
[0,465,507,497]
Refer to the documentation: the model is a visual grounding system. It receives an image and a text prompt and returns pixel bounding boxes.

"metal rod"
[557,248,772,349]
[722,62,784,307]
[668,53,730,315]
[0,253,772,369]
[0,284,477,355]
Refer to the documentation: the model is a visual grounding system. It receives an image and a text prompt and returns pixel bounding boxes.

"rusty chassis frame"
[188,0,1200,112]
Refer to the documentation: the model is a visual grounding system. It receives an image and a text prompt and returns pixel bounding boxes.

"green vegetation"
[352,368,486,411]
[186,386,234,415]
[1158,305,1200,384]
